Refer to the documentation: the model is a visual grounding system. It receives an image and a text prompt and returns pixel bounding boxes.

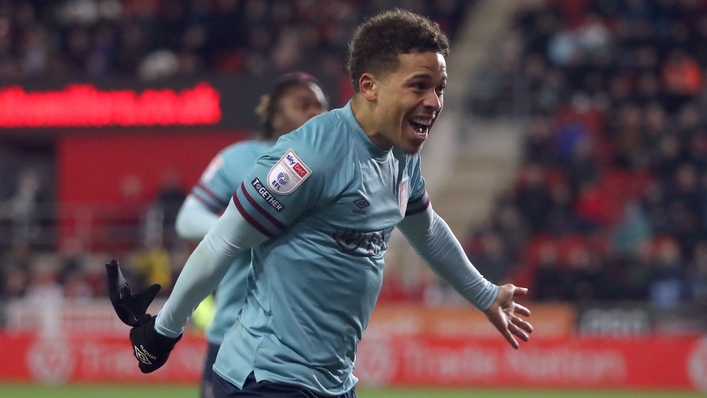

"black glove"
[130,315,182,373]
[105,259,180,373]
[106,259,161,327]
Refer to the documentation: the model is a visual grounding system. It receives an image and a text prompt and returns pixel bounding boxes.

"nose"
[424,90,442,112]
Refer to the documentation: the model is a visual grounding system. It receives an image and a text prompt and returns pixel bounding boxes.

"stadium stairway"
[431,118,524,236]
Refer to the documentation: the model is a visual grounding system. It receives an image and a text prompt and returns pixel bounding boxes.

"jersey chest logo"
[398,180,408,217]
[268,149,311,195]
[333,229,389,257]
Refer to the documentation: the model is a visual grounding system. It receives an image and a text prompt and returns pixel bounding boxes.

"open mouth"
[409,116,432,136]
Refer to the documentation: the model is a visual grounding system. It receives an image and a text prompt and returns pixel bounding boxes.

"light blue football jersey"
[191,139,273,345]
[213,102,430,395]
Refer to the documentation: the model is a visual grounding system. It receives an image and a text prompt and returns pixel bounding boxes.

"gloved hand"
[106,259,161,327]
[130,315,182,373]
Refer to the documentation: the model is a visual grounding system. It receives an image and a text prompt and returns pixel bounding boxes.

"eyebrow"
[406,73,448,83]
[407,73,432,81]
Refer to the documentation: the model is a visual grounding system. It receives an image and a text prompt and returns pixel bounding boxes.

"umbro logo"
[354,198,370,209]
[134,345,155,365]
[353,198,369,215]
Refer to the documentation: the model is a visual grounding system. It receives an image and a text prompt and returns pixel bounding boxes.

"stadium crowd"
[465,0,707,311]
[0,0,467,82]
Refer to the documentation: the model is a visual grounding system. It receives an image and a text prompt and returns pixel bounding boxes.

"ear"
[359,73,378,101]
[271,113,283,132]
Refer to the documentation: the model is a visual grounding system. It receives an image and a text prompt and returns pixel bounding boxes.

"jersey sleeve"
[232,132,331,238]
[404,153,430,217]
[191,153,233,214]
[192,144,262,214]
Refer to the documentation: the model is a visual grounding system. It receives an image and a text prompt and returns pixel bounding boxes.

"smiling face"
[361,52,447,154]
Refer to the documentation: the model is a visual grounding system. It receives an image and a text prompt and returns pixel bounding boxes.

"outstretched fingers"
[513,302,531,317]
[489,310,528,349]
[510,301,533,332]
[501,328,519,349]
[509,315,532,342]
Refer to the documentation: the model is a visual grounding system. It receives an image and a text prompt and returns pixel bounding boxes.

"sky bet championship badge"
[268,149,311,195]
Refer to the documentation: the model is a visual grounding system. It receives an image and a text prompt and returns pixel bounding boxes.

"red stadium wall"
[0,331,206,384]
[56,130,248,249]
[1,304,706,391]
[355,335,707,391]
[1,332,706,391]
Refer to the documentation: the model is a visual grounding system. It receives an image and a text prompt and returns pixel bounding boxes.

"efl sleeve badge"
[267,149,312,195]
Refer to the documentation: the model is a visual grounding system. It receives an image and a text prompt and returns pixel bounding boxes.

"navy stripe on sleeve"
[405,190,431,217]
[232,195,276,239]
[197,182,229,208]
[192,193,223,214]
[240,184,287,230]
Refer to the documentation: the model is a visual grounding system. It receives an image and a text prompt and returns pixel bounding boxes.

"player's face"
[272,82,328,136]
[372,52,446,154]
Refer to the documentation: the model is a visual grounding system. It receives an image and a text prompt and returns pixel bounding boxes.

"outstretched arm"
[397,206,532,348]
[155,198,269,337]
[129,198,268,373]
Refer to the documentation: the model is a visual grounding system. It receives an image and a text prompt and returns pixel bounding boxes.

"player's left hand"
[483,284,533,349]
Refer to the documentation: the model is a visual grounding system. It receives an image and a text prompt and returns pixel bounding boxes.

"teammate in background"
[129,9,533,398]
[174,72,328,398]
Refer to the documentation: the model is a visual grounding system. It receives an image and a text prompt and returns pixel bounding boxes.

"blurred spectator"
[492,205,528,261]
[554,118,590,165]
[0,242,32,299]
[531,242,566,301]
[138,49,179,80]
[647,238,689,310]
[0,168,46,247]
[574,180,610,232]
[610,103,644,168]
[566,133,598,195]
[564,244,613,301]
[149,171,187,249]
[24,255,63,305]
[515,163,553,233]
[130,237,172,295]
[103,174,145,251]
[546,181,577,234]
[467,232,513,285]
[688,240,707,307]
[610,200,652,258]
[56,237,93,299]
[523,115,557,167]
[661,48,702,111]
[663,163,702,254]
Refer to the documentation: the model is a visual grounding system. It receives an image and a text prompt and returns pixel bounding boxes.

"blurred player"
[174,72,328,398]
[128,8,533,398]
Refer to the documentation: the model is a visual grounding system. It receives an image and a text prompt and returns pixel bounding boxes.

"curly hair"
[254,72,324,139]
[346,8,450,92]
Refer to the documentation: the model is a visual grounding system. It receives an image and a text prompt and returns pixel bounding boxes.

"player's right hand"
[483,284,533,349]
[130,315,182,373]
[106,259,161,327]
